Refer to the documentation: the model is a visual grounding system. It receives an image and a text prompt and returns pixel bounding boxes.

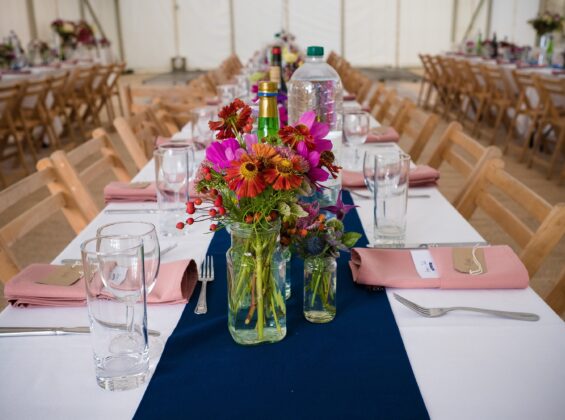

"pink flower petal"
[310,121,329,139]
[298,110,316,129]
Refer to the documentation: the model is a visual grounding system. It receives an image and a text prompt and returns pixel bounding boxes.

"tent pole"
[394,0,401,68]
[83,0,108,39]
[229,0,235,55]
[114,0,126,62]
[340,0,345,57]
[451,0,458,44]
[26,0,38,39]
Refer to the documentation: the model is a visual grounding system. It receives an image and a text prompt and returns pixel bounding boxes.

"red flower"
[225,153,266,198]
[209,99,253,140]
[264,154,306,191]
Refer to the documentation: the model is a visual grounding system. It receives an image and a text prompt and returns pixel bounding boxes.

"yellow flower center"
[277,159,293,174]
[240,162,258,179]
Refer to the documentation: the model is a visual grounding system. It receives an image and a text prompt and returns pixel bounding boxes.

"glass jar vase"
[226,222,286,345]
[303,256,337,323]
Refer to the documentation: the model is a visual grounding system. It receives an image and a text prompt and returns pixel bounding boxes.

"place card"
[410,250,440,279]
[35,265,82,287]
[127,182,151,189]
[452,247,487,275]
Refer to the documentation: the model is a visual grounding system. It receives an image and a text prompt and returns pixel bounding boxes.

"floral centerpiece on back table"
[177,99,343,344]
[528,12,564,38]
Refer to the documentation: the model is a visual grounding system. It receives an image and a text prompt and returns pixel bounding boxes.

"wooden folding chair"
[546,266,565,316]
[0,164,93,283]
[0,83,32,186]
[377,96,415,131]
[417,54,434,108]
[46,71,77,145]
[426,122,502,206]
[503,70,544,161]
[37,128,130,214]
[89,64,115,124]
[104,62,126,120]
[370,88,398,123]
[65,66,97,139]
[396,107,440,162]
[529,75,565,179]
[457,158,565,277]
[113,107,168,170]
[479,65,515,145]
[123,84,204,117]
[355,78,374,104]
[17,78,59,151]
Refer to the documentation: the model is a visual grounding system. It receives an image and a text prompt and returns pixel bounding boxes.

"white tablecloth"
[1,142,564,420]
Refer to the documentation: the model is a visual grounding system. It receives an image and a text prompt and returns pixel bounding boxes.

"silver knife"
[0,326,160,337]
[369,241,489,249]
[61,243,178,266]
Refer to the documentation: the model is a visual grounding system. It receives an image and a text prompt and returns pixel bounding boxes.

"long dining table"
[1,112,565,419]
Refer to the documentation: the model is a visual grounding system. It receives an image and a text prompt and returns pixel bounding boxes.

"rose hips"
[176,222,185,230]
[218,207,226,216]
[204,173,212,181]
[202,166,211,174]
[214,196,223,207]
[186,218,194,225]
[209,208,217,217]
[194,198,202,205]
[210,224,217,231]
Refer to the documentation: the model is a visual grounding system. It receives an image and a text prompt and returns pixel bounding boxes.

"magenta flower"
[205,138,243,171]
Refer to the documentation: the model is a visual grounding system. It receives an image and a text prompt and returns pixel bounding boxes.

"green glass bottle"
[546,35,554,66]
[257,81,280,143]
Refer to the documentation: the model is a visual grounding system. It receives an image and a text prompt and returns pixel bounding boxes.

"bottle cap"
[307,46,324,57]
[258,81,278,93]
[272,46,281,54]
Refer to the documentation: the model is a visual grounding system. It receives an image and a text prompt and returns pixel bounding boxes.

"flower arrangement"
[528,12,564,36]
[0,43,15,68]
[76,20,96,47]
[177,98,347,342]
[285,192,361,322]
[51,19,77,46]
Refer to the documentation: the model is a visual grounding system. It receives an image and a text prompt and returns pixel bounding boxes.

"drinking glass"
[81,235,149,391]
[191,107,216,145]
[233,73,250,100]
[217,83,237,105]
[96,222,163,358]
[372,152,411,245]
[343,110,370,168]
[362,147,397,192]
[155,143,195,236]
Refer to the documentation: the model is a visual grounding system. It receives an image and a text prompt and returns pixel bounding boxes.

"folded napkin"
[551,69,565,76]
[104,181,158,203]
[5,260,198,308]
[341,165,440,188]
[350,245,529,289]
[1,69,32,75]
[343,94,356,101]
[366,127,400,143]
[206,98,221,106]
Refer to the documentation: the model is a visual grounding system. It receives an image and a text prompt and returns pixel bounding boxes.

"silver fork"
[393,293,540,322]
[195,255,214,315]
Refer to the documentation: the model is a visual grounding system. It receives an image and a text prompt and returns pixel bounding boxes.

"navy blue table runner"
[135,191,429,419]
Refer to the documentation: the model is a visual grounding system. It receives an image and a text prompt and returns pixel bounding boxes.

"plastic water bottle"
[288,45,343,206]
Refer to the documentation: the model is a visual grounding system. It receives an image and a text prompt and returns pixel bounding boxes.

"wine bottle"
[257,81,280,143]
[492,32,498,58]
[270,46,287,94]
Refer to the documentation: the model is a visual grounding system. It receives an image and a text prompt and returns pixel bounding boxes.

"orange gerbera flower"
[251,143,278,169]
[264,154,306,191]
[209,99,253,140]
[225,153,265,198]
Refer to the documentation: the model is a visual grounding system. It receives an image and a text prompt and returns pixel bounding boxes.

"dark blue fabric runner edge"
[135,191,429,420]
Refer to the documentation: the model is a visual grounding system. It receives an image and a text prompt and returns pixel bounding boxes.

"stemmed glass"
[191,107,216,147]
[96,222,163,358]
[81,235,149,390]
[343,110,370,168]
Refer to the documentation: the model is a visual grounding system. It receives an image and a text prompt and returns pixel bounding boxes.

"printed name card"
[410,250,439,279]
[35,265,82,287]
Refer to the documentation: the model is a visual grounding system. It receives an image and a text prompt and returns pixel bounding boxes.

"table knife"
[0,326,160,337]
[369,241,489,249]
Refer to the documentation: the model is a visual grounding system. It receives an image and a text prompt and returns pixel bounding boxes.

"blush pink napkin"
[341,165,440,188]
[343,94,356,101]
[103,181,202,203]
[366,127,400,143]
[4,260,198,307]
[349,245,529,289]
[104,181,158,203]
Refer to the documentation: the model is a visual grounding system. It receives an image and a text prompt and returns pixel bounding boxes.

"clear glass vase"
[281,245,291,300]
[303,256,337,323]
[226,222,286,345]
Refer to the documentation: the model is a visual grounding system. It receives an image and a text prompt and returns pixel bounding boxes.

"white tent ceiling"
[0,0,544,71]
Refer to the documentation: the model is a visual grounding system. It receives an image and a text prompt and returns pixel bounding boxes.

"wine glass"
[191,107,216,146]
[96,222,163,358]
[343,110,370,168]
[81,235,147,362]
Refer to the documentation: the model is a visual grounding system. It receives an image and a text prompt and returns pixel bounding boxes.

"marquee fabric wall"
[0,0,542,71]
